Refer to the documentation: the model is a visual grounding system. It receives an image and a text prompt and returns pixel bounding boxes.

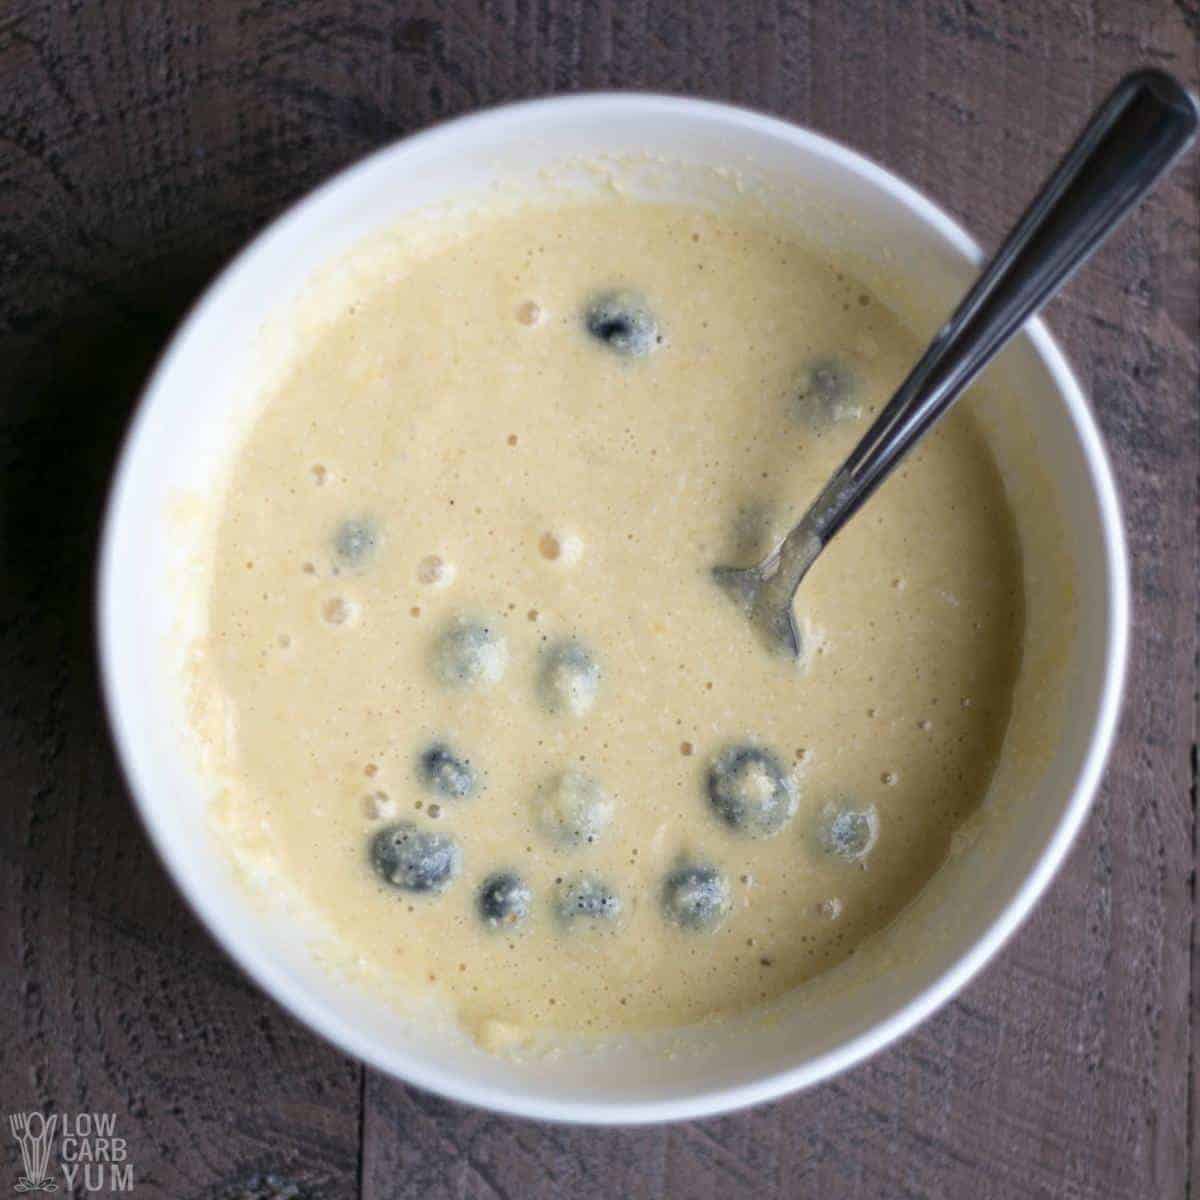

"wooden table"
[1,3,1195,1197]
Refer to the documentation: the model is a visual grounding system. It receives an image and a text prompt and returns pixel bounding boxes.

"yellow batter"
[199,197,1023,1040]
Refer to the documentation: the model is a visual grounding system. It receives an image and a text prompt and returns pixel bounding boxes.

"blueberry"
[707,744,798,838]
[815,801,879,861]
[370,821,462,894]
[555,876,621,925]
[538,640,600,717]
[418,742,477,800]
[660,863,731,932]
[793,358,861,430]
[584,289,661,357]
[477,872,532,930]
[729,500,775,560]
[533,770,613,847]
[433,617,508,688]
[334,517,379,566]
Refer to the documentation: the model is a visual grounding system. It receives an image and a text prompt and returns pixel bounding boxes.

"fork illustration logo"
[8,1113,58,1193]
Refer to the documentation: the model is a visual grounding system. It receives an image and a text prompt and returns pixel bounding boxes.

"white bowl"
[97,94,1128,1124]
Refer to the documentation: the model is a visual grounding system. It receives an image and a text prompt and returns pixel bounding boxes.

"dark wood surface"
[1,3,1196,1197]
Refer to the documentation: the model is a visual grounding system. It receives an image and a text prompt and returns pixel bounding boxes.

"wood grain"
[0,3,1195,1198]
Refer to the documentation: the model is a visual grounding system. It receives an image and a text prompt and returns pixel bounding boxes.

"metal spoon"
[714,69,1198,659]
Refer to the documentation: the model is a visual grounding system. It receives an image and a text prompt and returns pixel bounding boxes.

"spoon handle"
[807,68,1198,547]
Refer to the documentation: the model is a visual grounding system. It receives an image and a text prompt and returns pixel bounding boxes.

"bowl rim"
[96,90,1130,1125]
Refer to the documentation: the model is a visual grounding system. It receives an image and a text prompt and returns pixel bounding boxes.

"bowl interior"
[99,96,1126,1123]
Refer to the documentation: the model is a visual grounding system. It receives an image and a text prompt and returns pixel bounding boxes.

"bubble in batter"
[793,357,862,430]
[538,639,600,716]
[433,617,508,688]
[516,300,544,326]
[322,595,360,627]
[538,530,584,566]
[369,821,462,894]
[660,862,731,932]
[706,744,798,838]
[417,742,477,800]
[584,289,661,358]
[363,790,396,820]
[477,871,532,930]
[417,554,455,588]
[533,770,613,847]
[554,876,621,925]
[815,801,879,862]
[334,517,379,567]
